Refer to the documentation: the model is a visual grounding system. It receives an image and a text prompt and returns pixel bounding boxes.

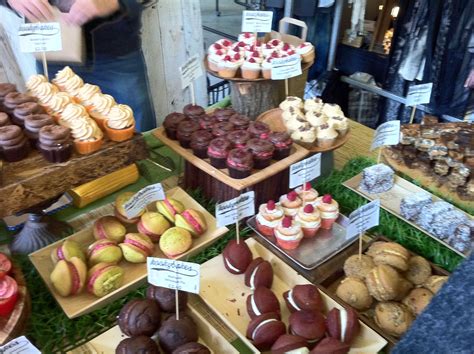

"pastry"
[241,57,261,79]
[52,66,75,89]
[248,121,270,140]
[87,239,123,265]
[226,148,254,179]
[118,298,161,337]
[289,310,326,344]
[304,97,323,113]
[328,116,349,136]
[256,200,284,238]
[405,256,432,285]
[13,101,45,126]
[246,138,275,169]
[175,209,207,237]
[359,163,395,194]
[208,49,227,72]
[114,191,145,224]
[296,42,315,63]
[104,104,136,142]
[0,83,17,110]
[207,137,232,169]
[282,106,304,124]
[269,132,293,160]
[402,288,434,315]
[156,198,185,223]
[146,285,188,313]
[274,216,303,250]
[137,211,171,242]
[24,114,54,144]
[93,216,126,243]
[310,338,350,354]
[51,239,86,264]
[280,96,304,111]
[316,123,338,148]
[245,257,273,290]
[159,227,193,258]
[190,130,214,158]
[0,275,18,317]
[279,191,302,216]
[374,302,413,337]
[42,91,73,120]
[326,307,360,344]
[227,130,251,149]
[238,32,256,45]
[246,313,286,351]
[37,125,73,163]
[222,239,253,274]
[171,342,210,354]
[393,277,414,301]
[163,112,187,139]
[158,316,198,353]
[119,233,155,263]
[321,103,344,118]
[366,241,410,271]
[116,336,159,354]
[212,121,234,138]
[429,208,468,241]
[283,284,323,313]
[177,120,200,148]
[305,111,327,128]
[315,194,339,229]
[50,257,87,297]
[423,275,448,294]
[247,286,280,319]
[76,83,101,108]
[400,192,432,221]
[218,54,240,78]
[291,125,317,147]
[365,264,401,301]
[87,263,124,297]
[416,201,454,234]
[229,114,250,130]
[262,57,274,79]
[343,254,375,280]
[295,204,321,238]
[88,93,117,128]
[335,277,372,310]
[295,183,319,206]
[0,125,29,162]
[271,335,309,354]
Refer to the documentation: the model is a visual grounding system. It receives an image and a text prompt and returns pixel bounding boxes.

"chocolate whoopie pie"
[326,307,360,344]
[289,310,326,344]
[222,239,253,274]
[118,299,161,337]
[245,257,273,290]
[246,312,286,351]
[146,285,188,313]
[158,317,198,353]
[171,342,210,354]
[283,284,323,313]
[116,335,159,354]
[246,286,280,319]
[310,337,350,354]
[271,334,309,354]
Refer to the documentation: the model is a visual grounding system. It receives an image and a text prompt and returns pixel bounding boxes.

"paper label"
[123,183,165,219]
[180,55,203,89]
[347,199,380,237]
[271,54,302,80]
[406,83,433,106]
[18,23,62,53]
[147,258,200,294]
[0,336,41,354]
[289,154,321,188]
[241,11,273,33]
[215,191,255,227]
[370,120,401,150]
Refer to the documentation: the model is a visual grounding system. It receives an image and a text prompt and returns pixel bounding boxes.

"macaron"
[87,262,124,297]
[283,284,323,313]
[326,307,360,344]
[310,337,350,354]
[93,215,126,243]
[271,334,309,354]
[119,233,155,263]
[245,257,273,290]
[404,256,432,285]
[246,312,286,351]
[114,191,145,224]
[393,277,414,301]
[146,285,188,313]
[50,257,87,297]
[374,302,413,337]
[118,298,161,337]
[175,209,207,237]
[171,342,210,354]
[87,239,122,265]
[366,241,410,271]
[116,336,159,354]
[156,198,185,223]
[137,211,171,242]
[402,288,434,315]
[423,275,448,294]
[158,316,199,353]
[365,264,401,301]
[343,254,375,280]
[222,239,253,274]
[289,310,326,344]
[159,227,193,258]
[51,239,86,264]
[246,286,280,319]
[335,277,373,310]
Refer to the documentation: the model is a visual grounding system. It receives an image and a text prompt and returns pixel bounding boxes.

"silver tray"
[247,214,358,270]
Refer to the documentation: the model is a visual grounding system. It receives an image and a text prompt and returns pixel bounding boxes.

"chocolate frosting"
[227,148,254,170]
[0,83,16,99]
[0,125,24,146]
[14,102,45,120]
[116,336,159,354]
[183,103,205,117]
[0,112,10,127]
[164,112,187,129]
[25,115,55,132]
[3,92,37,109]
[38,125,71,147]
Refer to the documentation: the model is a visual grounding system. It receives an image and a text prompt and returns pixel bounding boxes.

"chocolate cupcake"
[146,285,188,313]
[163,112,187,140]
[0,83,16,110]
[171,342,210,354]
[24,114,54,145]
[3,92,37,115]
[269,132,293,160]
[176,120,200,148]
[0,125,29,162]
[207,137,232,169]
[246,138,275,169]
[37,125,73,163]
[190,130,214,158]
[229,114,250,130]
[0,113,10,127]
[198,114,216,132]
[212,108,235,122]
[118,299,161,337]
[228,130,251,148]
[158,317,198,353]
[183,104,205,119]
[212,121,234,138]
[248,121,270,139]
[226,148,253,179]
[12,102,45,126]
[116,336,159,354]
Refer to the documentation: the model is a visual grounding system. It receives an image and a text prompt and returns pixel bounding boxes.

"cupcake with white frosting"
[104,104,136,142]
[76,84,101,108]
[88,93,117,128]
[296,42,315,63]
[316,123,338,148]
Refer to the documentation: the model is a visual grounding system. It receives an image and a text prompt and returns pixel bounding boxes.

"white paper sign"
[242,11,273,33]
[271,54,302,80]
[406,83,433,106]
[347,199,380,237]
[289,154,321,188]
[0,336,41,354]
[147,258,200,294]
[123,183,165,219]
[370,120,401,150]
[180,55,203,90]
[18,23,62,53]
[215,191,255,227]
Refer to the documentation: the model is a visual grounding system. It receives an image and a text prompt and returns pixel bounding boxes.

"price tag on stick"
[180,55,203,105]
[370,121,401,163]
[406,83,433,124]
[215,191,255,228]
[0,336,41,354]
[123,183,165,219]
[289,154,321,189]
[347,200,380,258]
[271,54,302,81]
[242,11,273,33]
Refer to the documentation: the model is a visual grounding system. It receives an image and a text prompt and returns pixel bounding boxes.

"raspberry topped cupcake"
[316,194,339,229]
[295,182,319,206]
[218,55,240,79]
[279,191,302,217]
[238,32,257,45]
[295,204,321,238]
[275,216,303,250]
[296,42,315,63]
[256,200,284,238]
[248,121,270,140]
[241,57,261,79]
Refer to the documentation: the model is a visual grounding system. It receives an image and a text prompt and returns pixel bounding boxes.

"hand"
[63,0,120,26]
[7,0,54,22]
[465,69,474,89]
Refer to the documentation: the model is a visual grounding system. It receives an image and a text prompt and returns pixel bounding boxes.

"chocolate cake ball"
[146,285,188,313]
[158,317,198,353]
[118,299,161,337]
[116,336,159,354]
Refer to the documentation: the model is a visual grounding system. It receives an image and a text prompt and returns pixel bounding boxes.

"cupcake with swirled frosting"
[52,66,75,90]
[59,103,89,128]
[69,117,104,154]
[26,74,48,95]
[76,84,101,108]
[45,92,73,121]
[63,75,84,97]
[104,104,136,142]
[88,93,117,128]
[33,82,58,106]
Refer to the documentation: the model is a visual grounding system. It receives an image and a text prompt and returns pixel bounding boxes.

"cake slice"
[400,192,432,221]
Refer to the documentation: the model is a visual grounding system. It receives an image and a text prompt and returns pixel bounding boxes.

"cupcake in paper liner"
[328,115,349,136]
[34,82,59,107]
[26,74,48,96]
[59,103,89,128]
[316,123,338,148]
[76,84,101,108]
[44,92,73,122]
[70,117,104,155]
[52,66,76,90]
[104,104,136,142]
[296,42,315,63]
[89,93,117,129]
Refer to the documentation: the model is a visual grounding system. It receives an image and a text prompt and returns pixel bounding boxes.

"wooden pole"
[236,220,240,244]
[190,82,196,106]
[175,288,180,320]
[409,105,416,124]
[377,148,382,164]
[358,233,363,260]
[42,51,48,80]
[285,79,289,97]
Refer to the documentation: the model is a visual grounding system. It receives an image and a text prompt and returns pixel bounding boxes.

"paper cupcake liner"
[320,217,337,230]
[262,68,272,79]
[218,67,238,78]
[241,68,261,80]
[301,49,315,63]
[301,225,320,238]
[275,237,301,250]
[74,136,104,155]
[105,121,135,142]
[317,137,336,148]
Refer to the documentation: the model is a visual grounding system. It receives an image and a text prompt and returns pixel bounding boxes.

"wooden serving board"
[29,187,229,319]
[257,108,351,153]
[343,173,473,258]
[68,304,238,354]
[199,238,388,353]
[154,127,309,191]
[320,236,450,347]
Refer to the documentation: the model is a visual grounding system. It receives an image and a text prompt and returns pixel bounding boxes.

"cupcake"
[183,104,205,120]
[25,74,47,95]
[246,138,275,169]
[295,182,319,206]
[306,111,327,128]
[246,49,264,63]
[212,121,234,138]
[71,117,104,155]
[328,116,349,136]
[207,137,232,169]
[291,125,317,148]
[215,38,233,49]
[321,103,344,118]
[52,66,75,90]
[245,42,263,57]
[63,75,84,97]
[45,92,73,121]
[269,132,292,160]
[315,194,339,229]
[228,130,251,148]
[304,97,324,112]
[163,112,187,139]
[198,114,216,132]
[59,103,88,128]
[76,84,101,108]
[0,83,17,110]
[190,130,214,158]
[229,42,247,56]
[255,200,284,238]
[280,96,304,111]
[226,148,254,179]
[0,125,29,162]
[238,32,257,45]
[248,121,270,139]
[37,125,73,163]
[316,123,338,148]
[275,216,303,250]
[282,107,304,124]
[296,42,315,63]
[208,41,230,56]
[262,57,274,79]
[34,82,59,108]
[208,49,227,72]
[229,114,250,130]
[218,55,240,78]
[295,204,321,238]
[12,102,45,126]
[88,93,117,128]
[212,108,235,122]
[3,92,37,115]
[24,114,55,145]
[176,120,200,148]
[241,58,261,79]
[279,191,302,217]
[105,104,136,142]
[0,113,10,127]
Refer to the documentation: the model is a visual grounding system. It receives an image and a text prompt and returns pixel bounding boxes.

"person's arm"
[2,0,53,22]
[63,0,137,26]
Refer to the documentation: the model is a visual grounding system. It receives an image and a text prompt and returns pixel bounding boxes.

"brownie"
[198,114,216,132]
[190,130,214,158]
[0,125,29,162]
[0,112,10,127]
[229,114,250,130]
[116,336,159,354]
[421,115,439,125]
[212,121,234,138]
[212,108,235,122]
[246,138,275,169]
[207,137,232,168]
[163,112,187,140]
[158,317,198,353]
[118,299,161,337]
[13,102,45,126]
[176,120,200,148]
[3,92,37,114]
[37,125,72,163]
[183,104,205,119]
[248,121,270,139]
[269,132,292,160]
[227,148,254,179]
[171,342,210,354]
[24,114,54,145]
[146,285,188,313]
[228,130,251,148]
[456,129,474,147]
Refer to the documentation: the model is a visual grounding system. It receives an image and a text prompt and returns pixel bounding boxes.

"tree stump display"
[229,81,277,119]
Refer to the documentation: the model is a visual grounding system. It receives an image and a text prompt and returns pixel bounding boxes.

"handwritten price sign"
[289,154,321,188]
[18,23,62,53]
[242,11,273,33]
[406,83,433,106]
[271,54,302,80]
[147,258,200,294]
[371,121,401,150]
[347,199,380,237]
[180,55,203,90]
[215,191,255,227]
[123,183,165,219]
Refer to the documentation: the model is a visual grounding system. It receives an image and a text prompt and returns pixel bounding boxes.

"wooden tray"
[199,238,387,353]
[343,173,473,257]
[68,303,238,354]
[154,127,309,191]
[29,187,229,319]
[382,148,473,213]
[256,108,350,153]
[320,236,450,347]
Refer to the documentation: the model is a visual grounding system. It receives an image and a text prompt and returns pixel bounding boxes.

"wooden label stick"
[377,148,382,164]
[175,287,180,320]
[285,79,289,97]
[236,219,240,245]
[409,105,417,124]
[42,51,49,80]
[254,32,258,46]
[358,233,363,260]
[190,82,196,106]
